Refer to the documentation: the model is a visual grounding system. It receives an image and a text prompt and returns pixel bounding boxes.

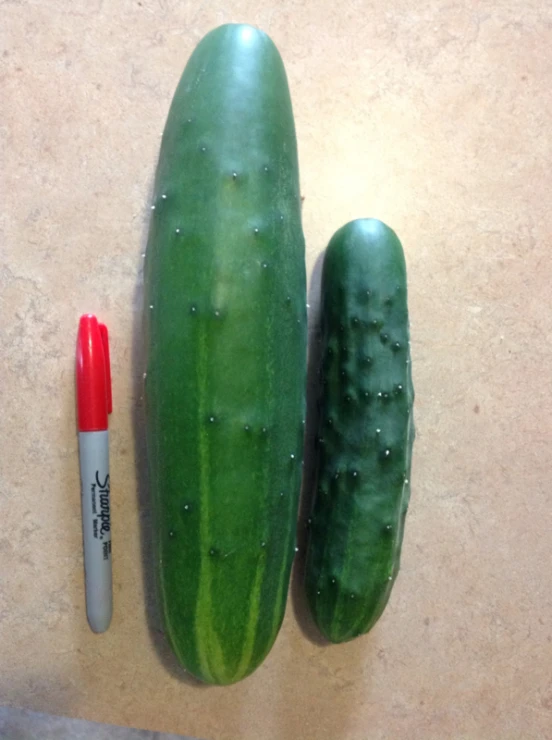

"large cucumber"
[304,219,414,643]
[143,24,306,684]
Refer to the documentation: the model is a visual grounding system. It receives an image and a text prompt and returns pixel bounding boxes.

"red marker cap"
[76,314,112,432]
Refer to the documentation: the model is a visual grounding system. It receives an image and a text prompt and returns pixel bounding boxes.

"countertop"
[0,707,193,740]
[2,1,551,739]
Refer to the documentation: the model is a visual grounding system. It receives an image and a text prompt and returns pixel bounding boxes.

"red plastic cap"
[76,314,112,432]
[99,323,113,414]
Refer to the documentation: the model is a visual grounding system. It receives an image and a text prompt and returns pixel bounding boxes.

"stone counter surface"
[2,1,551,738]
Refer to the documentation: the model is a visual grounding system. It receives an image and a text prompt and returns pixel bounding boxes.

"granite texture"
[2,1,552,739]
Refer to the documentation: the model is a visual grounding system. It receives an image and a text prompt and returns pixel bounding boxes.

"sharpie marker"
[76,314,113,633]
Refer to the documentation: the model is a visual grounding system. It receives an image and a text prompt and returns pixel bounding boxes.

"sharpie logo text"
[95,471,111,538]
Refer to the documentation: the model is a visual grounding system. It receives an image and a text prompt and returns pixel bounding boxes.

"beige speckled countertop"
[2,2,552,739]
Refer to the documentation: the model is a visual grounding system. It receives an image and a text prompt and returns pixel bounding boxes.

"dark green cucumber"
[305,219,414,643]
[143,24,306,684]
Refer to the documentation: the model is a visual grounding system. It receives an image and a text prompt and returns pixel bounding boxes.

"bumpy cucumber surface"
[144,24,306,684]
[305,219,414,644]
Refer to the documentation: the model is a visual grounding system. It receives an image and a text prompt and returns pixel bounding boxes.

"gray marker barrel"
[78,430,112,633]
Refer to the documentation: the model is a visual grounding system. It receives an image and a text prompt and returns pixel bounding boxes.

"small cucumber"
[304,218,414,643]
[144,24,306,684]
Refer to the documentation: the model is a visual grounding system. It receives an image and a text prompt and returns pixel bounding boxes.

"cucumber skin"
[305,219,414,644]
[143,25,306,684]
